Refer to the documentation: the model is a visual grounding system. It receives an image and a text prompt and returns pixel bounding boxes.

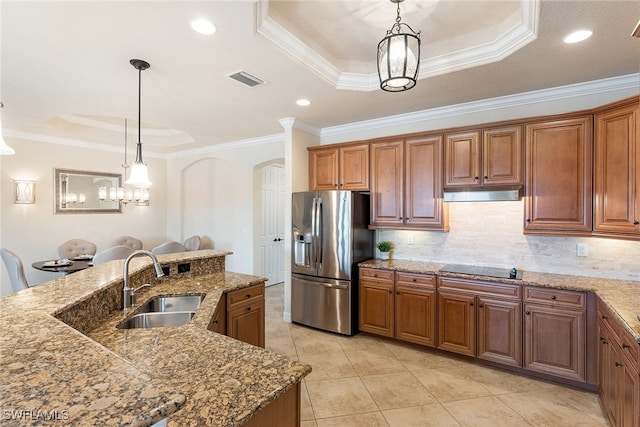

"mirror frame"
[54,168,123,214]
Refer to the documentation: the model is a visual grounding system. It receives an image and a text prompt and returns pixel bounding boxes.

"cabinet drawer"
[438,277,521,300]
[396,272,436,288]
[524,286,585,309]
[227,284,264,307]
[361,268,394,282]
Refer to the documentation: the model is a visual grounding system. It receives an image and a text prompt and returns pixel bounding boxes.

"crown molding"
[257,0,539,92]
[167,133,284,159]
[321,73,640,139]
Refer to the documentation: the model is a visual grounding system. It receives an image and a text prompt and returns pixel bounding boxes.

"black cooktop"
[439,264,523,280]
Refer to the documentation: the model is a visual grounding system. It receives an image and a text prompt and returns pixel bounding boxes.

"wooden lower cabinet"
[598,300,640,427]
[359,268,436,345]
[242,383,300,427]
[437,291,476,357]
[437,277,522,366]
[523,286,586,382]
[209,283,266,348]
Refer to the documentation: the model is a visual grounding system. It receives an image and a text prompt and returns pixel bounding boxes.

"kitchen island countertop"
[0,250,310,426]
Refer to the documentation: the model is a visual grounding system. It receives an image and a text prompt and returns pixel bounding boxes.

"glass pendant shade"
[0,103,15,155]
[126,161,152,188]
[378,31,420,92]
[377,0,421,92]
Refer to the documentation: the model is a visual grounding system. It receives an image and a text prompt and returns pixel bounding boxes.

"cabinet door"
[395,285,436,347]
[619,355,640,427]
[309,148,338,190]
[524,303,586,381]
[594,103,639,236]
[437,291,476,357]
[477,297,522,367]
[208,295,227,334]
[227,300,265,348]
[405,135,448,230]
[370,140,404,227]
[524,117,593,235]
[598,321,616,423]
[359,278,394,337]
[340,144,369,190]
[482,125,522,186]
[444,130,481,187]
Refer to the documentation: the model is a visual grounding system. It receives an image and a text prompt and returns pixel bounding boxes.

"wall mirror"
[54,168,123,214]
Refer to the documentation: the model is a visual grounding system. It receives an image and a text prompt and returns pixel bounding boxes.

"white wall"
[165,137,285,275]
[0,138,167,294]
[380,201,640,281]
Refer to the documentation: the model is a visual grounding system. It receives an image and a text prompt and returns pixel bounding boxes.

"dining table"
[32,259,93,274]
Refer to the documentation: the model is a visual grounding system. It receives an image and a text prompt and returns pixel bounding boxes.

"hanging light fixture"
[126,59,152,188]
[0,102,16,155]
[377,0,421,92]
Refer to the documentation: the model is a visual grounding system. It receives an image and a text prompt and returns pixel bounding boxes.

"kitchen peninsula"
[0,250,310,426]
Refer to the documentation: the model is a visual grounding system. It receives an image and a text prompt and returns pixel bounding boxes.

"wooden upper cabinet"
[309,143,369,191]
[444,126,522,188]
[405,135,448,230]
[483,126,523,186]
[524,116,593,235]
[594,99,639,238]
[370,135,448,230]
[370,139,404,227]
[445,130,481,187]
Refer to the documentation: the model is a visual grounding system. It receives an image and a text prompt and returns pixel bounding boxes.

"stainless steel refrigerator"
[291,190,373,335]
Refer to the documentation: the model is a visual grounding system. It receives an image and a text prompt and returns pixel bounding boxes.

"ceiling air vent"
[226,70,265,87]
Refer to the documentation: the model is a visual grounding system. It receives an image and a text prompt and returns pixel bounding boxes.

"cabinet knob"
[634,220,639,225]
[388,290,392,294]
[526,219,531,223]
[615,362,623,367]
[478,304,484,308]
[622,343,631,349]
[474,176,479,180]
[550,295,557,300]
[246,307,251,312]
[412,278,417,282]
[601,315,608,319]
[396,291,400,295]
[246,294,251,298]
[601,337,608,344]
[484,176,488,179]
[405,217,409,221]
[525,311,530,315]
[470,302,474,307]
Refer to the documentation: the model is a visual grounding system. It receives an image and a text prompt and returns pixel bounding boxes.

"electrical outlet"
[576,243,588,257]
[407,234,414,245]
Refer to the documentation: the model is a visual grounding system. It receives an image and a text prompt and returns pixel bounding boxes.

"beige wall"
[0,138,167,294]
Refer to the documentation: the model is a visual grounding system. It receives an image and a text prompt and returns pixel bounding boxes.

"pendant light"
[0,102,16,155]
[377,0,421,92]
[126,59,152,188]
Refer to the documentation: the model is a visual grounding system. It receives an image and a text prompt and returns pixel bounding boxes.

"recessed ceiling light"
[563,30,592,44]
[191,19,216,35]
[296,99,311,106]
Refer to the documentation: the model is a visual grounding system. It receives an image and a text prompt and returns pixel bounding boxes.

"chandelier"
[377,0,421,92]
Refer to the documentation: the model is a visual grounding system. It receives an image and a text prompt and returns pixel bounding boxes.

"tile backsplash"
[379,200,640,281]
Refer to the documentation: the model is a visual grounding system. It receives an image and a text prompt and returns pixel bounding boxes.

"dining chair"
[183,235,201,251]
[58,239,97,260]
[151,241,186,255]
[92,245,135,265]
[0,248,30,292]
[112,235,143,250]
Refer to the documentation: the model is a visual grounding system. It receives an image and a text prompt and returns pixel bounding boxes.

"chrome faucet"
[122,250,165,311]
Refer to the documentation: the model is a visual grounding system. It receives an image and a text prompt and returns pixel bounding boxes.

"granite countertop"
[360,259,640,343]
[0,250,311,426]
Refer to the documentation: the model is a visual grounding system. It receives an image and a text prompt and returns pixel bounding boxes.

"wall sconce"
[14,180,36,204]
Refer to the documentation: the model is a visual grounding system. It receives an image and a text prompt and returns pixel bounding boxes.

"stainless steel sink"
[137,295,205,313]
[117,311,196,329]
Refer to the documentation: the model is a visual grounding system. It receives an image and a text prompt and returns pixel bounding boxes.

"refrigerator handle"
[311,197,319,267]
[316,197,323,268]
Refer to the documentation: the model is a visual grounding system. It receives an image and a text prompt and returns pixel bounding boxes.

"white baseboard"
[282,311,292,323]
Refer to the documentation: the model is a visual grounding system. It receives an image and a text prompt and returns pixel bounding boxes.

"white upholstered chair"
[151,241,186,255]
[92,245,135,265]
[183,235,201,251]
[57,239,97,260]
[111,235,143,250]
[1,248,30,292]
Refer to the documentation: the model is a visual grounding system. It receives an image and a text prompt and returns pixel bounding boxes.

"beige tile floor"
[264,284,610,427]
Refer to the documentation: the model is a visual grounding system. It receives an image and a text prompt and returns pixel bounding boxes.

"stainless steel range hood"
[443,186,522,202]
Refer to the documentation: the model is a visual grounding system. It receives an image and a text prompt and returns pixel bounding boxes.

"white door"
[258,164,285,286]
